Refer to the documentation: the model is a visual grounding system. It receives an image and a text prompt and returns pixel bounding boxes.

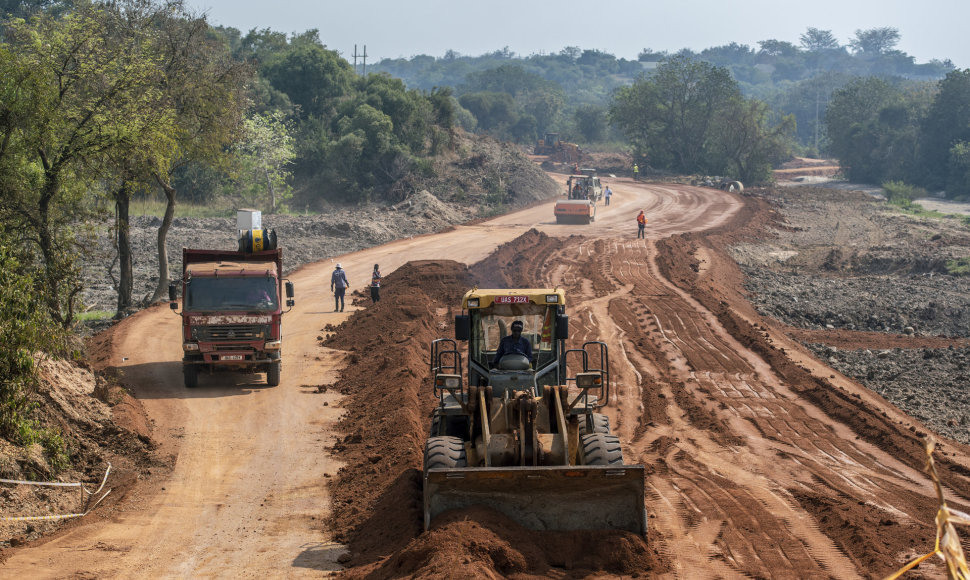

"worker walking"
[633,163,639,182]
[331,263,349,312]
[636,210,647,239]
[370,264,382,303]
[604,185,612,206]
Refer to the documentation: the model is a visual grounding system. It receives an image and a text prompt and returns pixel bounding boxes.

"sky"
[189,0,969,69]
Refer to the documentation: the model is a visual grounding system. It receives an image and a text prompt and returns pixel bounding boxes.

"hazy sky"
[189,0,968,68]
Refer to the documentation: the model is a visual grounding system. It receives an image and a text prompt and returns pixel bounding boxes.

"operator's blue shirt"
[493,334,532,365]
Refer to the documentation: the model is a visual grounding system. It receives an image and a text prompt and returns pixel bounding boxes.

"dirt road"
[6,176,968,578]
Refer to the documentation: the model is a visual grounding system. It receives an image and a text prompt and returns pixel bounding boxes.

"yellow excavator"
[424,288,646,535]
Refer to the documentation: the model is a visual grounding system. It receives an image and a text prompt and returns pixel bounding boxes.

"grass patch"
[77,310,113,321]
[946,257,970,276]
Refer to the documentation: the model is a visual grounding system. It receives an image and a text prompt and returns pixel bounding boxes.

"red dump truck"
[169,212,294,388]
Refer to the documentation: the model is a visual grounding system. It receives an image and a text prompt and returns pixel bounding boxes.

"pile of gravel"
[806,343,970,444]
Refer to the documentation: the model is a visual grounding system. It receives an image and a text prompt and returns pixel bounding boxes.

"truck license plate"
[223,355,244,361]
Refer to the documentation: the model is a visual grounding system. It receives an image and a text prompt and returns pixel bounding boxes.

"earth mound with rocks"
[733,185,970,443]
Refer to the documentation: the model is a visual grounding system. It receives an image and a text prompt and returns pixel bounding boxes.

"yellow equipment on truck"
[424,288,646,535]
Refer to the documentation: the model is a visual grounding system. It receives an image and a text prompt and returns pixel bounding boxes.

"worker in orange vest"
[636,210,647,239]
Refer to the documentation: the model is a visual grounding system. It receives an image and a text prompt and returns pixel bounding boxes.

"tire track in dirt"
[536,221,968,577]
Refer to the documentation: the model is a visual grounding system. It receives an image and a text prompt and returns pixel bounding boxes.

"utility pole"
[352,44,368,76]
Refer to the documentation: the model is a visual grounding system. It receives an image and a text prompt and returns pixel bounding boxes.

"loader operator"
[492,320,532,368]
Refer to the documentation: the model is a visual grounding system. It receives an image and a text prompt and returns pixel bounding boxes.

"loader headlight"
[576,372,602,389]
[546,294,559,304]
[264,340,282,350]
[183,343,200,352]
[435,374,461,389]
[466,298,480,308]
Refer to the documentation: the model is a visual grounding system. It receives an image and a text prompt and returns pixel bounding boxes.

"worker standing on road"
[331,263,349,312]
[604,185,612,206]
[633,163,639,182]
[370,264,382,303]
[636,210,647,239]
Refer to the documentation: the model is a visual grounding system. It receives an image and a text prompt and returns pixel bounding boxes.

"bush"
[0,239,70,470]
[882,180,927,203]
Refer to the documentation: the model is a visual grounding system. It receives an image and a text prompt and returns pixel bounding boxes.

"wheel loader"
[424,288,646,535]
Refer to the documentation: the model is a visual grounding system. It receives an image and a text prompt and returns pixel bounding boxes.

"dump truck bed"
[424,465,646,535]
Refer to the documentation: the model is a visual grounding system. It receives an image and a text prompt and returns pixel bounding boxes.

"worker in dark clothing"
[331,263,349,312]
[370,264,382,303]
[493,320,532,367]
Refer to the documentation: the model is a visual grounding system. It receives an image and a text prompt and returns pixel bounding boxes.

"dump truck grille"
[196,324,264,341]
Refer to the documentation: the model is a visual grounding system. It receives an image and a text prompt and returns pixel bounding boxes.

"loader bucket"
[424,465,646,536]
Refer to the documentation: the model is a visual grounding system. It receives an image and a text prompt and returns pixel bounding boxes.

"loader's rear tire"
[183,363,199,388]
[581,433,624,465]
[424,436,467,471]
[266,361,281,386]
[579,413,611,436]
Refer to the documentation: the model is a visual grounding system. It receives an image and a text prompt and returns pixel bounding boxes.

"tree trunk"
[151,174,177,303]
[115,181,134,317]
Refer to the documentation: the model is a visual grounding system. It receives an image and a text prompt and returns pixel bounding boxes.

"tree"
[147,13,250,303]
[800,28,840,52]
[849,27,901,55]
[711,98,795,182]
[574,104,607,143]
[919,69,970,191]
[757,40,800,58]
[260,30,355,119]
[611,55,739,173]
[0,1,177,326]
[234,111,295,212]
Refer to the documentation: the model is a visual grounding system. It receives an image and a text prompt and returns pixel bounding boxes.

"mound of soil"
[320,239,663,577]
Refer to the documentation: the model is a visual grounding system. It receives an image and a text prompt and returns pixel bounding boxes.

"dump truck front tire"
[581,433,624,465]
[424,436,467,470]
[184,363,199,388]
[266,361,281,386]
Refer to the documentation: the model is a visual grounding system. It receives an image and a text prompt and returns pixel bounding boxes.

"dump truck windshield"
[469,304,557,370]
[185,277,278,311]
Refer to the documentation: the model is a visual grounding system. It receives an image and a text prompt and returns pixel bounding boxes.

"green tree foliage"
[574,104,608,143]
[800,28,841,52]
[611,56,740,173]
[259,30,354,119]
[234,111,295,212]
[0,236,68,468]
[609,55,792,182]
[849,27,901,55]
[0,1,173,326]
[825,77,931,184]
[920,69,970,192]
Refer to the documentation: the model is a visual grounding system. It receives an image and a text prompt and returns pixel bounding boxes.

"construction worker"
[493,320,533,368]
[370,264,382,303]
[633,163,639,182]
[636,210,647,239]
[604,185,612,206]
[331,263,349,312]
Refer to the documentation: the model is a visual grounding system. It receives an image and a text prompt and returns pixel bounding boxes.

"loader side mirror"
[556,314,569,339]
[285,281,294,298]
[455,315,470,341]
[168,282,177,301]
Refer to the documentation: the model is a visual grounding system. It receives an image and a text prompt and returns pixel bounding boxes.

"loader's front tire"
[579,413,611,436]
[581,433,624,465]
[424,436,467,471]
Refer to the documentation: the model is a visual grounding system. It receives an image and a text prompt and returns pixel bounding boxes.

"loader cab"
[456,289,568,397]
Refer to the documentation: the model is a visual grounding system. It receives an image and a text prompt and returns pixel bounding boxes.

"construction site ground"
[4,167,970,578]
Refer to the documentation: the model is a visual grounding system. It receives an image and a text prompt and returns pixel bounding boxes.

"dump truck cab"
[424,288,646,535]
